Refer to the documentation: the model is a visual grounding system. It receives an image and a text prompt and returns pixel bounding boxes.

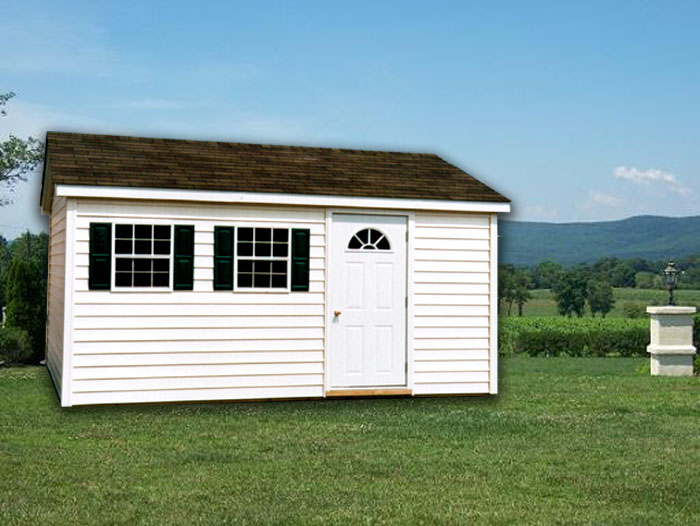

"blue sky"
[2,0,699,237]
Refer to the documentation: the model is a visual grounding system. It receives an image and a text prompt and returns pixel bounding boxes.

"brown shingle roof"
[41,132,509,209]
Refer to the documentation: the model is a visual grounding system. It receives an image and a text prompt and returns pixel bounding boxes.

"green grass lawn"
[1,359,698,525]
[508,288,700,317]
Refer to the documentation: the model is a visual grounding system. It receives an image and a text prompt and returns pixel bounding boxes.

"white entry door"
[330,214,407,388]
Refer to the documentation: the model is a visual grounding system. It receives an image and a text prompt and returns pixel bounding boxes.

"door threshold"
[325,388,412,397]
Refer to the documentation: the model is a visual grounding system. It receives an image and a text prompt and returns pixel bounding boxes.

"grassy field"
[1,359,698,525]
[507,287,700,317]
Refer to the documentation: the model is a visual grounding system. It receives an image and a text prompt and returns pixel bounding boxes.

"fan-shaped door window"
[347,228,391,250]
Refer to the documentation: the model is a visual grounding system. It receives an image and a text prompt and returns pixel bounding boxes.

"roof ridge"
[45,131,441,158]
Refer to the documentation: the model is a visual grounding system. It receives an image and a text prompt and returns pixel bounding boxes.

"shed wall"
[411,212,493,394]
[68,199,326,405]
[57,199,498,405]
[46,195,67,393]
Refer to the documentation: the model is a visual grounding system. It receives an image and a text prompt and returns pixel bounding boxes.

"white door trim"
[324,209,413,393]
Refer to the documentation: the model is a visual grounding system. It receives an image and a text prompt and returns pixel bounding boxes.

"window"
[236,227,289,289]
[348,228,390,250]
[114,224,171,287]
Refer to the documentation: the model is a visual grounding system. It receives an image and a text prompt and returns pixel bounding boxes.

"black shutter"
[291,228,310,291]
[214,226,234,290]
[89,222,111,290]
[174,225,195,290]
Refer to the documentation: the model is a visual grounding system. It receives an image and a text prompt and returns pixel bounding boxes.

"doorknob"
[334,310,342,317]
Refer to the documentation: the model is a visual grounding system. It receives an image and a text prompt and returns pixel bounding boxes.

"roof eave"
[54,184,512,214]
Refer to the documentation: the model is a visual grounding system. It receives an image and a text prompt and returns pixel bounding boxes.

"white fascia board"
[55,184,511,214]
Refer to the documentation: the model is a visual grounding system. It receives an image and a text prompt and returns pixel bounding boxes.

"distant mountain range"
[499,215,700,266]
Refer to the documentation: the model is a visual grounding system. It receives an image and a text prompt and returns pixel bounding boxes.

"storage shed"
[41,132,510,406]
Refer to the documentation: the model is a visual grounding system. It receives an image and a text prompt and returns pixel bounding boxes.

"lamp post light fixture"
[647,261,696,376]
[662,261,679,306]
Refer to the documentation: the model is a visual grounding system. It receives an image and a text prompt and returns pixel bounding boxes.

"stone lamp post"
[662,261,679,305]
[646,262,696,376]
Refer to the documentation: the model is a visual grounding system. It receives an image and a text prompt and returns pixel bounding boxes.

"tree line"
[499,255,700,318]
[0,232,48,363]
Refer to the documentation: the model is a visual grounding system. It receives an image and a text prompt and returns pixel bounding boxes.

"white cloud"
[575,191,628,220]
[613,166,692,197]
[588,191,624,207]
[575,190,634,220]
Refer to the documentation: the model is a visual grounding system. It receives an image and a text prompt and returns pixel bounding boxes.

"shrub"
[499,317,649,357]
[5,259,46,363]
[499,312,699,365]
[623,303,645,319]
[695,314,700,374]
[0,327,32,365]
[498,319,519,356]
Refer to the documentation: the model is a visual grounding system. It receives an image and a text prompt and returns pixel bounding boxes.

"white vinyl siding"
[46,192,502,405]
[411,212,493,395]
[68,199,325,405]
[46,195,67,394]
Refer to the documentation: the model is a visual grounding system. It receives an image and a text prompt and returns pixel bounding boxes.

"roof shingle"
[42,132,509,208]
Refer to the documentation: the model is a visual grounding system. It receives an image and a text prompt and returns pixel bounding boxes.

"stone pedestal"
[646,306,697,376]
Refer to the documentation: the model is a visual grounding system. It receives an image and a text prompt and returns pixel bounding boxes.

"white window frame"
[346,227,394,252]
[233,225,291,293]
[111,221,174,292]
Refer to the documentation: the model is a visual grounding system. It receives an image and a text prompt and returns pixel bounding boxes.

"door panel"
[330,214,407,388]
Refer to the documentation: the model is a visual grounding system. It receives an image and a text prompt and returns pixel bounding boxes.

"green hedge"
[499,317,650,357]
[0,327,32,365]
[500,315,700,358]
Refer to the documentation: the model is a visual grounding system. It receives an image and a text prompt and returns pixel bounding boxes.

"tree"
[10,231,48,273]
[635,271,663,290]
[0,92,14,116]
[498,264,516,315]
[512,267,532,316]
[5,258,46,362]
[0,235,10,306]
[591,257,635,287]
[531,260,563,289]
[592,257,618,282]
[0,232,47,308]
[499,265,532,316]
[681,265,700,290]
[610,262,635,288]
[587,279,615,317]
[0,92,44,204]
[0,232,49,363]
[552,268,589,317]
[628,257,657,273]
